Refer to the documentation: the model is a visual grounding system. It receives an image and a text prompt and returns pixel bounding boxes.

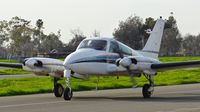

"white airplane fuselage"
[63,38,160,77]
[20,18,165,80]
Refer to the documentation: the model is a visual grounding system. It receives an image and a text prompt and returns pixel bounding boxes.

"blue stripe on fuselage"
[70,54,120,64]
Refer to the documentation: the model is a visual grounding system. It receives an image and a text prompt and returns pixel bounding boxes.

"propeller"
[115,48,138,87]
[22,58,28,66]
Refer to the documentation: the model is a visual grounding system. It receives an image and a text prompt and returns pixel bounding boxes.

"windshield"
[77,40,107,51]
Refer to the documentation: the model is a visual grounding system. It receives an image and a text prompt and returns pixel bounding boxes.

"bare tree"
[92,29,100,37]
[66,29,86,52]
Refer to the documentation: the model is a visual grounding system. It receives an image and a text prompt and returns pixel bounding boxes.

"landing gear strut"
[53,78,64,97]
[63,70,73,100]
[142,74,154,98]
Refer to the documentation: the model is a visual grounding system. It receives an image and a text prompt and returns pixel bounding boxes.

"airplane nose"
[63,53,75,69]
[63,49,101,70]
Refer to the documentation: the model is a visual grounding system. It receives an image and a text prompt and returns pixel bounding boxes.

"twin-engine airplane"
[1,17,200,100]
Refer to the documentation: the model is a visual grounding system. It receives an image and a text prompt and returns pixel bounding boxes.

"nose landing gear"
[63,70,73,100]
[63,77,73,100]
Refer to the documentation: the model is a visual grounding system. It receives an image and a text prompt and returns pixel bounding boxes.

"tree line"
[0,17,86,58]
[0,17,64,58]
[113,15,199,56]
[0,16,199,59]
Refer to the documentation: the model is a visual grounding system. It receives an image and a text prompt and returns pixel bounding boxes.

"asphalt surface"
[1,84,200,112]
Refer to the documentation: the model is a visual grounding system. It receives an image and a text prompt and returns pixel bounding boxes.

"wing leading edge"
[151,61,200,71]
[0,63,22,68]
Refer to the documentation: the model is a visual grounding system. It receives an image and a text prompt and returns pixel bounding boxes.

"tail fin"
[141,17,165,59]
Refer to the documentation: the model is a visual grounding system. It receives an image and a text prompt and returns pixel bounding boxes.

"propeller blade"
[130,75,137,88]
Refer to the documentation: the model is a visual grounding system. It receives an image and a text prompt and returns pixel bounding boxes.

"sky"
[0,0,200,43]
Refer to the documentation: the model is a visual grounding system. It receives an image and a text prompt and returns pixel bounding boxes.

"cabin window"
[77,40,107,51]
[118,42,133,56]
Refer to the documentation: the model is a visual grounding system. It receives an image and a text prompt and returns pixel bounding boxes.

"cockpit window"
[118,42,133,56]
[109,41,132,56]
[109,41,120,53]
[77,40,107,51]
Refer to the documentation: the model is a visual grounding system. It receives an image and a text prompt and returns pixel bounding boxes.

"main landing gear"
[53,77,73,100]
[142,74,154,98]
[53,78,64,97]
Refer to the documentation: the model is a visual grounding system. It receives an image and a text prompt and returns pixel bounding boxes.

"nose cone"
[63,52,75,69]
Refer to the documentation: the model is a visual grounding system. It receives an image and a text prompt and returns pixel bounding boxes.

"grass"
[0,56,200,96]
[1,67,200,96]
[0,59,20,63]
[0,59,29,75]
[159,56,200,62]
[0,68,31,75]
[136,68,200,86]
[0,76,132,96]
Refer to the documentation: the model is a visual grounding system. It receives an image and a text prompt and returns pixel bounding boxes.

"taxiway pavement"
[0,84,200,112]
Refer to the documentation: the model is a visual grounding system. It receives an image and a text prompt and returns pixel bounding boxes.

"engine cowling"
[119,57,132,68]
[25,59,43,68]
[116,57,137,68]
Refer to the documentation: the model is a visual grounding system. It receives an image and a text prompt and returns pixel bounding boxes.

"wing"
[0,58,65,77]
[0,63,22,68]
[151,61,200,71]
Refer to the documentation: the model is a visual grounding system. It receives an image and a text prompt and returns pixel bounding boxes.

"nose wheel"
[63,72,73,100]
[64,87,73,100]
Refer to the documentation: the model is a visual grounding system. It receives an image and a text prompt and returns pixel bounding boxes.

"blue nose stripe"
[70,55,120,64]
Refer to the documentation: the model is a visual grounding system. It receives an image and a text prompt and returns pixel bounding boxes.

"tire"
[63,87,73,100]
[54,83,64,97]
[142,84,152,98]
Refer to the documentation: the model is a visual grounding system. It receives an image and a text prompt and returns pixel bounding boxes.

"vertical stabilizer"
[141,17,165,59]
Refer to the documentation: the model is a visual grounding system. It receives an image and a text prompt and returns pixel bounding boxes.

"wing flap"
[151,61,200,71]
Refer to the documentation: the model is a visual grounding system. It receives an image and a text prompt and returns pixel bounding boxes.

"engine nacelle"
[25,59,43,68]
[119,57,132,67]
[118,57,138,68]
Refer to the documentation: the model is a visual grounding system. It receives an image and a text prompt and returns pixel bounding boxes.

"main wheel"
[63,87,73,100]
[54,83,64,97]
[142,84,152,98]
